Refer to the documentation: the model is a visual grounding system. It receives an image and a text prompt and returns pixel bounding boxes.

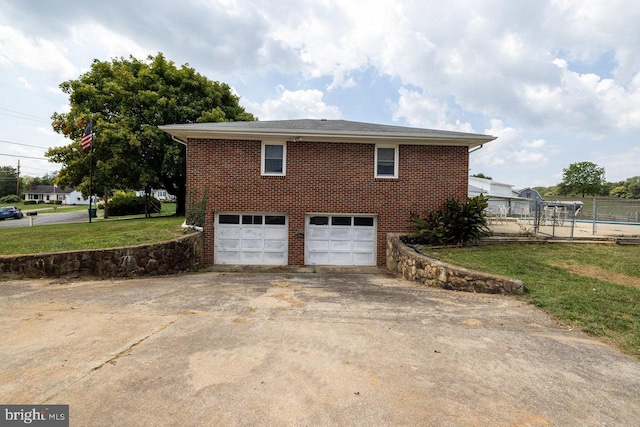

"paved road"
[0,209,92,229]
[1,271,639,426]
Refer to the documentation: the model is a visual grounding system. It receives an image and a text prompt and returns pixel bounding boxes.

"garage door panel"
[241,227,264,238]
[307,239,329,251]
[217,227,241,239]
[330,228,353,240]
[353,228,375,239]
[240,239,264,250]
[305,215,376,266]
[217,251,241,263]
[352,252,373,264]
[265,228,287,239]
[264,240,287,250]
[330,253,352,264]
[307,252,330,265]
[353,240,374,251]
[264,252,287,264]
[329,240,352,251]
[240,252,265,264]
[307,227,330,239]
[215,214,288,265]
[217,238,241,250]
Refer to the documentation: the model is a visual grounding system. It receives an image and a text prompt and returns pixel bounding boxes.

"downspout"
[469,144,483,153]
[171,135,187,146]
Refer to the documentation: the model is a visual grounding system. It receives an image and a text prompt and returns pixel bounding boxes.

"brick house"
[160,119,495,266]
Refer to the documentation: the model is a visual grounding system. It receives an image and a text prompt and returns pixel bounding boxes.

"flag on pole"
[81,121,93,151]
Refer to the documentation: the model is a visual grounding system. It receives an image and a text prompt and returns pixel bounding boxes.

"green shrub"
[108,195,161,216]
[405,195,490,247]
[0,195,21,204]
[23,200,37,205]
[186,193,207,227]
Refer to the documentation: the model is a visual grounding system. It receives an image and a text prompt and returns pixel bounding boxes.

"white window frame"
[261,141,287,176]
[375,144,398,178]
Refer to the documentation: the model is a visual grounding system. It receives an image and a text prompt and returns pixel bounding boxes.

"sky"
[1,0,639,189]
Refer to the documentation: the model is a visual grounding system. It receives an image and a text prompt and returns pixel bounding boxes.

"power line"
[0,80,64,105]
[0,153,48,160]
[0,111,50,123]
[22,166,59,173]
[0,139,51,150]
[0,107,50,121]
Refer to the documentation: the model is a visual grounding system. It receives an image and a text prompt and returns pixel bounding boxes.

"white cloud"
[246,87,342,120]
[68,24,149,63]
[391,88,475,132]
[552,58,568,69]
[0,25,78,78]
[523,139,546,149]
[596,146,640,182]
[513,150,548,164]
[518,63,640,135]
[472,119,548,172]
[17,77,32,90]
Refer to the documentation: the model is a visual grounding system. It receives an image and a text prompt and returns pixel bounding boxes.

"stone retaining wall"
[386,233,524,294]
[0,232,204,280]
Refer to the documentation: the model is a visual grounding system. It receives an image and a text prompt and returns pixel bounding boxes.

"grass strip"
[0,216,188,255]
[422,243,640,359]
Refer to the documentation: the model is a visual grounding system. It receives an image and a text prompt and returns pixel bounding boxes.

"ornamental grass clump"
[404,195,490,247]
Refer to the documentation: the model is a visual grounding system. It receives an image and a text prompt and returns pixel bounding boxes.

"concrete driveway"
[1,270,639,426]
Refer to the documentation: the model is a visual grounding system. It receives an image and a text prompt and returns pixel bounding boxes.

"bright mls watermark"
[0,405,68,426]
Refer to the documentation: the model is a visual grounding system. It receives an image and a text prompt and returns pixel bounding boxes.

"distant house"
[23,185,92,205]
[468,176,530,216]
[518,188,544,214]
[134,189,175,201]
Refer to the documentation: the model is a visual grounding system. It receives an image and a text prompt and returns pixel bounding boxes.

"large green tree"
[558,161,606,197]
[46,53,255,215]
[0,166,18,197]
[610,176,640,199]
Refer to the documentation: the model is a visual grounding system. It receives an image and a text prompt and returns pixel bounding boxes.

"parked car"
[0,206,24,220]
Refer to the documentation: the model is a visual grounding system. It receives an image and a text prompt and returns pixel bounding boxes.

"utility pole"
[16,159,20,196]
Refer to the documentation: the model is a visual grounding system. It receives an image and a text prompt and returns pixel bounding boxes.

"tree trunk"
[103,186,109,218]
[145,185,151,218]
[176,182,186,217]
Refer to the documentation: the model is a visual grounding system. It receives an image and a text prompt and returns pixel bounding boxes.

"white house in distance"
[134,188,175,201]
[23,185,92,205]
[468,176,530,216]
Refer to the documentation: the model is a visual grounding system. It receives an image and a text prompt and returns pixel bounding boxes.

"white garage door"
[215,213,288,265]
[305,215,376,266]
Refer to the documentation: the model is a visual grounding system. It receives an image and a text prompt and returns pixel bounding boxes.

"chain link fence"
[532,200,581,240]
[580,198,640,235]
[488,197,640,239]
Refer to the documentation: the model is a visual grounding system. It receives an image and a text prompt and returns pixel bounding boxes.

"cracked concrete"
[1,271,639,426]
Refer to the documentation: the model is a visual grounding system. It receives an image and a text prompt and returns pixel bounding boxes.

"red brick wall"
[186,138,469,266]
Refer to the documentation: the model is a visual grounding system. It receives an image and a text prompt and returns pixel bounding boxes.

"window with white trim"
[261,141,286,176]
[375,144,398,178]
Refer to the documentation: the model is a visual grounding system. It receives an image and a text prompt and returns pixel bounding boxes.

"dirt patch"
[553,261,640,289]
[271,292,306,308]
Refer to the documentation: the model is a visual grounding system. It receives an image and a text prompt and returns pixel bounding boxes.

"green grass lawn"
[0,216,189,255]
[422,243,640,359]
